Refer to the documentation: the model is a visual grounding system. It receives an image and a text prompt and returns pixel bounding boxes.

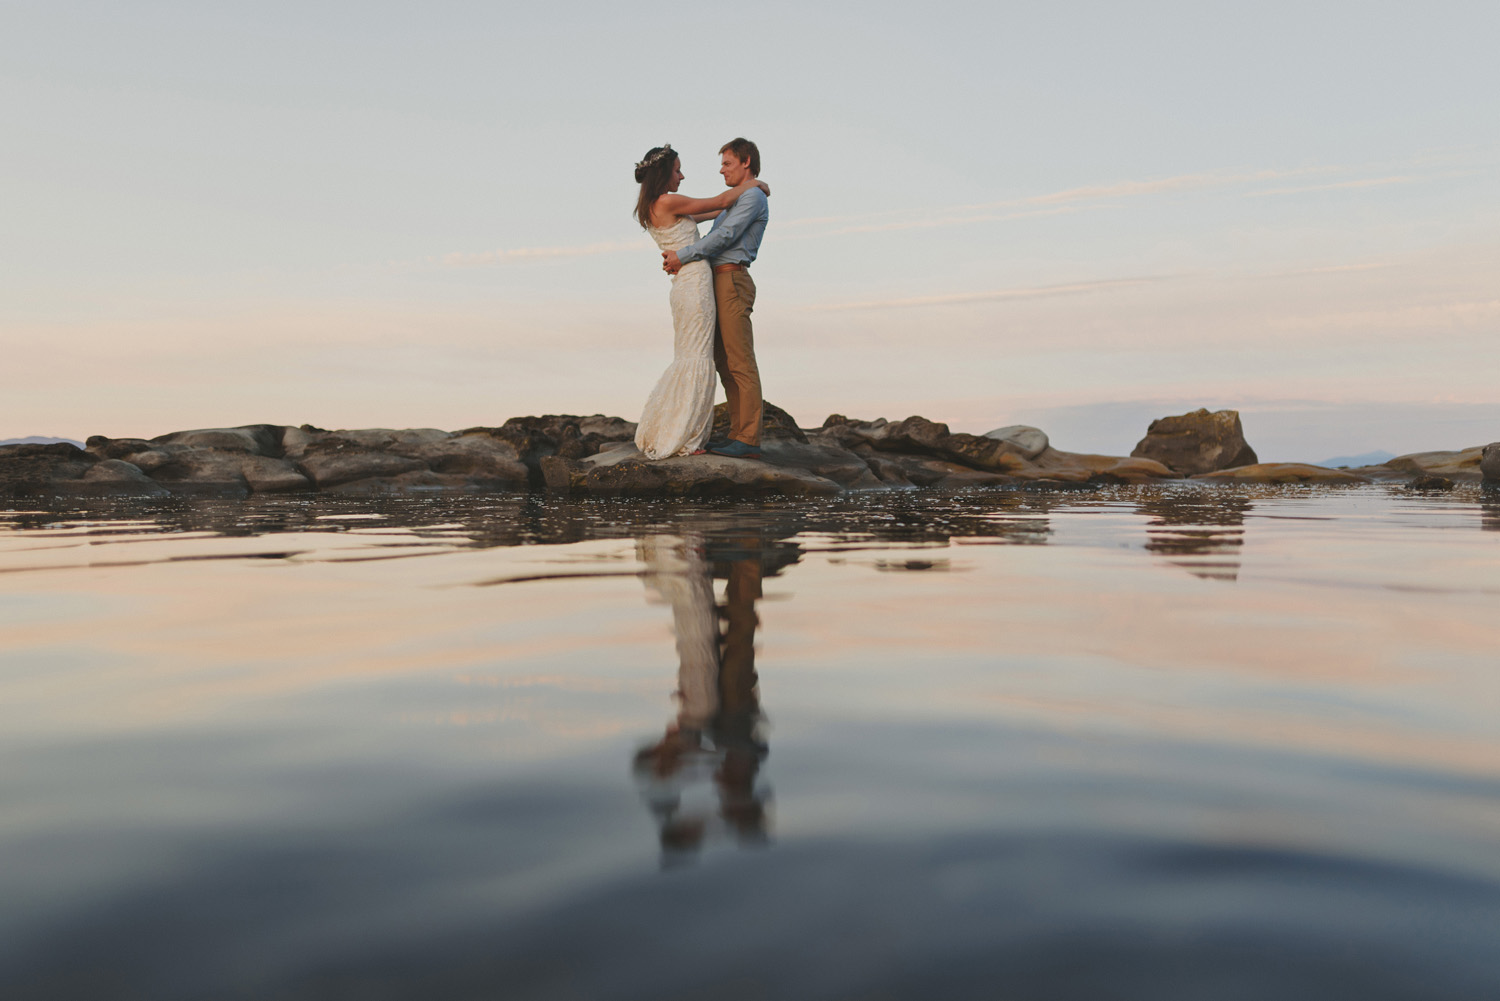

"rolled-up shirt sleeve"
[676,190,764,264]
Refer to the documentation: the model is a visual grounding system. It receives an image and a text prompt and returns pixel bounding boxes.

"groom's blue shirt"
[677,187,768,268]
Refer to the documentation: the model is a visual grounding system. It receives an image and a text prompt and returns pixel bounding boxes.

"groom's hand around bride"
[662,250,682,274]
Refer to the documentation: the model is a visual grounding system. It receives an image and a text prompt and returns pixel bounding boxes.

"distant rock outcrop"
[1132,409,1258,475]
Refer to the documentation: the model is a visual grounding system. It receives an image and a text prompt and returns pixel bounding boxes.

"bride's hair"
[634,145,676,229]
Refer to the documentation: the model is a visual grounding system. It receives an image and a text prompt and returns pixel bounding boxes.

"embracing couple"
[631,139,770,461]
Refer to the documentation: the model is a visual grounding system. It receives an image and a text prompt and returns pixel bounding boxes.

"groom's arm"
[674,188,766,265]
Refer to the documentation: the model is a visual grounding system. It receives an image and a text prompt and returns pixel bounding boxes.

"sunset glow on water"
[2,487,1499,999]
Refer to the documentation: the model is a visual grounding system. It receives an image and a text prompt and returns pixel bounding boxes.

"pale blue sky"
[3,1,1497,459]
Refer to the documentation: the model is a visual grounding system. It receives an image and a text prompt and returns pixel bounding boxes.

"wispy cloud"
[778,165,1339,240]
[426,152,1475,265]
[436,240,647,267]
[1265,261,1393,277]
[785,205,1083,239]
[1247,175,1414,197]
[806,275,1170,311]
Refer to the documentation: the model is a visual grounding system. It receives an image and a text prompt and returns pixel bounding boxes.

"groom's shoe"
[705,435,731,450]
[709,440,761,459]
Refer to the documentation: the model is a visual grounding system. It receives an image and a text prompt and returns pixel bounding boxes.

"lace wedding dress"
[634,217,717,459]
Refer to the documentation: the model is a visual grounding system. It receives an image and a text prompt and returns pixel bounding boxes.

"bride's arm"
[655,178,769,220]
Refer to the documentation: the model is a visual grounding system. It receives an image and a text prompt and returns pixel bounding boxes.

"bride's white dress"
[635,217,717,459]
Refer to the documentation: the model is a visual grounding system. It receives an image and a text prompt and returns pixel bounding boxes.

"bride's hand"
[755,179,770,197]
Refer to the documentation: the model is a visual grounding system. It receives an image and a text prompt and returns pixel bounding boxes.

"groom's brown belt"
[712,263,747,274]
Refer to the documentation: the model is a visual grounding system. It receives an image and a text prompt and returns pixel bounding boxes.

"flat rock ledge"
[4,406,1496,500]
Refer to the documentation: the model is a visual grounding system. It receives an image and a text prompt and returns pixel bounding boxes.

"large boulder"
[1132,409,1258,475]
[983,425,1049,460]
[1482,443,1500,485]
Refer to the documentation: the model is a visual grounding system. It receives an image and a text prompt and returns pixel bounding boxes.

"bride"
[632,144,768,459]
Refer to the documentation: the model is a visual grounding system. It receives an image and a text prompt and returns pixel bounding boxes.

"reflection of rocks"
[1132,409,1258,475]
[1481,489,1500,533]
[4,406,1485,499]
[1137,489,1250,582]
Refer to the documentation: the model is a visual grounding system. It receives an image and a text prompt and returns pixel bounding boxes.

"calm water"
[2,486,1499,1000]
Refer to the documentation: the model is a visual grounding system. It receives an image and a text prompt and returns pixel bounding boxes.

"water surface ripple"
[2,485,1498,1000]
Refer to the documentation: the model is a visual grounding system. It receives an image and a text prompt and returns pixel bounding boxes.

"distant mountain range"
[0,436,85,448]
[1318,450,1396,468]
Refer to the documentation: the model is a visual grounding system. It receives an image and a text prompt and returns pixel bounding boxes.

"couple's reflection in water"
[632,529,800,865]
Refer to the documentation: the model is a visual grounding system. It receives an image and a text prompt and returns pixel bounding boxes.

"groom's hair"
[720,138,760,176]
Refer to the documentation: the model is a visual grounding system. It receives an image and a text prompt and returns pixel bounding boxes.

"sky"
[3,1,1497,461]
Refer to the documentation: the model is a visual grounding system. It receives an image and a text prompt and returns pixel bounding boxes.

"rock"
[1383,446,1486,483]
[847,447,1011,488]
[1087,456,1180,485]
[279,424,328,458]
[983,425,1049,460]
[1407,475,1455,491]
[79,460,171,497]
[295,441,426,489]
[1483,443,1500,485]
[119,448,173,472]
[711,400,809,444]
[825,415,1028,474]
[462,416,639,484]
[322,428,451,452]
[0,442,98,497]
[761,438,883,489]
[86,436,160,460]
[542,446,842,497]
[323,469,483,494]
[575,415,638,441]
[138,447,252,496]
[857,453,915,487]
[239,456,312,493]
[1192,463,1370,484]
[152,424,284,456]
[1132,409,1258,475]
[1004,449,1173,484]
[386,432,529,485]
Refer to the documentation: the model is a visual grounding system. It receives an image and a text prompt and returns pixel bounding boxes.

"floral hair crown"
[635,144,674,171]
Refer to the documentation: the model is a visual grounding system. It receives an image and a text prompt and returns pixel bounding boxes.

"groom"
[662,138,769,459]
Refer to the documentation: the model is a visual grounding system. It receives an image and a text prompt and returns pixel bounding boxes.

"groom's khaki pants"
[713,269,762,446]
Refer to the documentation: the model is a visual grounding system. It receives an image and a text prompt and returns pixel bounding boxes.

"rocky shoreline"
[4,404,1497,500]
